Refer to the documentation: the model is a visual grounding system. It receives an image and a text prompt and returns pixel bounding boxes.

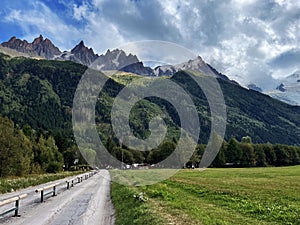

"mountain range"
[0,51,300,146]
[1,35,139,68]
[1,35,299,106]
[0,35,233,80]
[1,35,60,59]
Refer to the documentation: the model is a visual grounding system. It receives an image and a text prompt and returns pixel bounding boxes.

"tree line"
[187,136,300,168]
[1,112,300,178]
[104,135,300,168]
[0,116,87,177]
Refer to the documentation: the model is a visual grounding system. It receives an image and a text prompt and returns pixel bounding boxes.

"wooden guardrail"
[0,194,28,217]
[35,183,60,202]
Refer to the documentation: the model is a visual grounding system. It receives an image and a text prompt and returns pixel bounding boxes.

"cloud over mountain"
[0,0,300,89]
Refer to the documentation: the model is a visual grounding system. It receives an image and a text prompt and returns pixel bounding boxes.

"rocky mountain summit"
[3,35,300,107]
[1,35,233,80]
[1,35,61,58]
[55,41,99,65]
[0,36,140,68]
[153,56,231,81]
[96,49,139,70]
[154,56,213,76]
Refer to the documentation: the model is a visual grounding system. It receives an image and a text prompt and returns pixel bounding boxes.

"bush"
[46,162,63,173]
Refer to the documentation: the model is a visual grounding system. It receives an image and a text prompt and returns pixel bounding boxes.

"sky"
[1,0,300,90]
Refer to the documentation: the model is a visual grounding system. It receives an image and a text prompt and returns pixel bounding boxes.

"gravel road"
[0,170,115,225]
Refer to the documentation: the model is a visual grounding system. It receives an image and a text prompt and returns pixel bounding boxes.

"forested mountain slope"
[1,53,300,145]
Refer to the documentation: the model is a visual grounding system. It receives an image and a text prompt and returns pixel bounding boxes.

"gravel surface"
[0,170,115,225]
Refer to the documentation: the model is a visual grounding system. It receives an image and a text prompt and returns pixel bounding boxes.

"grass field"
[111,166,300,225]
[0,171,84,194]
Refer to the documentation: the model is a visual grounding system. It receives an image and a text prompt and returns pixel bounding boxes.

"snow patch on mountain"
[267,71,300,105]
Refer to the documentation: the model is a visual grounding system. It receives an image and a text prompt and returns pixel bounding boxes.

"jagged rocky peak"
[188,55,205,64]
[78,40,85,46]
[33,35,61,59]
[1,35,61,59]
[96,48,139,70]
[32,34,44,45]
[102,48,139,63]
[2,36,31,52]
[71,41,90,53]
[8,36,16,42]
[7,36,23,44]
[154,55,229,80]
[1,35,230,81]
[179,55,211,73]
[7,36,27,46]
[69,40,99,65]
[72,40,88,51]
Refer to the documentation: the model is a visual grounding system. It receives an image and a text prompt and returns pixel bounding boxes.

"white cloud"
[4,1,81,50]
[119,40,196,65]
[82,13,126,53]
[73,2,89,21]
[2,0,300,89]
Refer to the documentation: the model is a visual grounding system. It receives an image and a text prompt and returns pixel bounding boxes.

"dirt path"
[0,170,115,225]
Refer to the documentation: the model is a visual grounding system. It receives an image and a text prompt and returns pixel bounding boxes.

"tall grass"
[0,171,83,194]
[111,166,300,225]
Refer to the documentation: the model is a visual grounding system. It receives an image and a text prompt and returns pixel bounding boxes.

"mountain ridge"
[0,35,232,81]
[55,40,99,65]
[152,56,236,83]
[1,35,61,59]
[0,53,300,145]
[0,35,140,68]
[5,35,300,107]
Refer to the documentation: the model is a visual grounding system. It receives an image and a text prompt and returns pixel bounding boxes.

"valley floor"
[111,166,300,225]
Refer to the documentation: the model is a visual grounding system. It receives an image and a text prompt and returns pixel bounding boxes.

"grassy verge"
[111,166,300,225]
[111,182,163,225]
[0,171,84,194]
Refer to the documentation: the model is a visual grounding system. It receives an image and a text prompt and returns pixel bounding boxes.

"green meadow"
[111,166,300,225]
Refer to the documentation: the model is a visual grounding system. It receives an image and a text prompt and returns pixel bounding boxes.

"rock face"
[96,49,139,70]
[120,62,154,76]
[1,35,61,58]
[67,41,99,65]
[154,56,231,81]
[1,35,233,81]
[1,36,141,68]
[276,83,286,92]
